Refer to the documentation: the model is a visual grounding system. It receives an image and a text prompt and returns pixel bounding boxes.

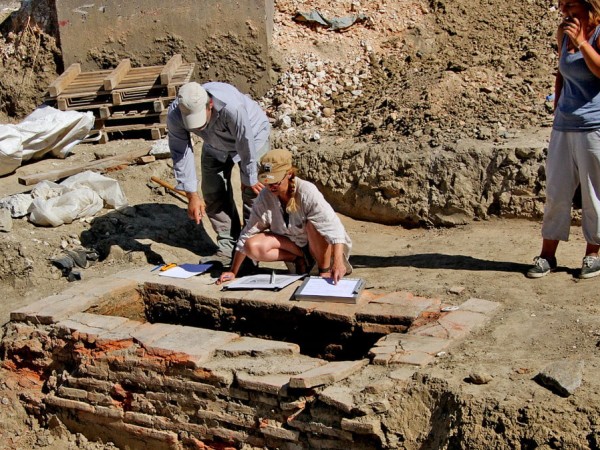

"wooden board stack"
[44,54,195,143]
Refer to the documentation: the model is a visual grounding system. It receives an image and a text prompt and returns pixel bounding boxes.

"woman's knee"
[243,236,266,258]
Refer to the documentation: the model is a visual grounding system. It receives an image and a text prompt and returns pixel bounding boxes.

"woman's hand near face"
[562,16,585,46]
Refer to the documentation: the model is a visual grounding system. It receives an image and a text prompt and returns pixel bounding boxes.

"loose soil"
[1,0,599,449]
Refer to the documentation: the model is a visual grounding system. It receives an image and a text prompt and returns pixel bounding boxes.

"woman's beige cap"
[258,149,292,184]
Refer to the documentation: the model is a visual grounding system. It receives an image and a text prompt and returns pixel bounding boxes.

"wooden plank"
[48,63,81,97]
[160,54,183,85]
[112,91,123,105]
[103,59,131,91]
[151,128,162,140]
[99,106,111,119]
[17,147,150,186]
[57,98,68,111]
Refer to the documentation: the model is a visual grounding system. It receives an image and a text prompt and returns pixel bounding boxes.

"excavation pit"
[85,279,421,361]
[4,268,499,449]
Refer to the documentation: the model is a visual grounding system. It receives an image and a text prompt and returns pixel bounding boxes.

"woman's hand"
[217,271,236,285]
[330,259,347,285]
[562,16,584,47]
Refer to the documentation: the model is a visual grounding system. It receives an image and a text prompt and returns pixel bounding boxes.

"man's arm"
[167,106,206,223]
[228,107,263,190]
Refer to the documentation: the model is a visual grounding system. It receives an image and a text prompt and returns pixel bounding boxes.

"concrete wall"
[55,0,274,96]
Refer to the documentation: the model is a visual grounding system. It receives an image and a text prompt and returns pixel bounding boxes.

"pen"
[150,264,163,272]
[270,270,275,284]
[160,263,177,271]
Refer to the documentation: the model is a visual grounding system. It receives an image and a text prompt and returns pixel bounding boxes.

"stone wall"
[1,268,501,449]
[54,0,274,97]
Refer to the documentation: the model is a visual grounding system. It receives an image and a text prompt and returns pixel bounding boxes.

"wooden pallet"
[45,54,194,142]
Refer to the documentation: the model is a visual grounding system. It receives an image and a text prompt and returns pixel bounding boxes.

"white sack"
[0,125,23,176]
[29,180,103,227]
[0,105,94,177]
[60,171,128,210]
[28,172,128,227]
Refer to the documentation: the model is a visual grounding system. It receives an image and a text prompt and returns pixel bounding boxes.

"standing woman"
[528,0,600,278]
[217,149,352,285]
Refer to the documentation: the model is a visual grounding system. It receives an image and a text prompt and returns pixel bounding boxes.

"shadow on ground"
[350,253,535,274]
[80,203,218,265]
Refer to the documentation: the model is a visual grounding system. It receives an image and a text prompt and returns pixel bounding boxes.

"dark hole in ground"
[86,284,391,361]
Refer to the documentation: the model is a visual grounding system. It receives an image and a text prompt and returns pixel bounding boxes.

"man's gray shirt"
[167,82,271,192]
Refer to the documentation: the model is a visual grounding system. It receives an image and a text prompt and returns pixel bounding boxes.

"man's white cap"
[177,82,209,129]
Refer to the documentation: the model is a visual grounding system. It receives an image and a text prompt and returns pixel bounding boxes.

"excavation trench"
[5,273,495,449]
[85,282,392,361]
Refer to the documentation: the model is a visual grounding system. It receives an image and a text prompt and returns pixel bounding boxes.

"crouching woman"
[217,149,352,285]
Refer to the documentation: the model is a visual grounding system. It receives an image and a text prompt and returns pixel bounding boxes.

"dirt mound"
[0,6,60,119]
[332,0,556,140]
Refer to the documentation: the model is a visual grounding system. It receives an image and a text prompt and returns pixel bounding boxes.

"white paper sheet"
[223,273,305,290]
[298,277,362,298]
[158,263,212,279]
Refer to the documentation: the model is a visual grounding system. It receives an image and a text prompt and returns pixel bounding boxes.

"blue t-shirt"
[554,25,600,131]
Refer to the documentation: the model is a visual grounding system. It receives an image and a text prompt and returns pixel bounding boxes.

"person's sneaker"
[526,256,557,278]
[579,255,600,279]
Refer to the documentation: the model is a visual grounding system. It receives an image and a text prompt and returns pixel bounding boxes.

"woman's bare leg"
[305,221,332,275]
[243,233,303,263]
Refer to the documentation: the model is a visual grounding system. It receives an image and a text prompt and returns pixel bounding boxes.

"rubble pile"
[261,51,372,138]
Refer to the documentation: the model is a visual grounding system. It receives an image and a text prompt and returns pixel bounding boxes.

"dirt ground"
[1,0,600,448]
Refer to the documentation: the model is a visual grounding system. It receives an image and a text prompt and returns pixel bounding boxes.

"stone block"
[182,379,218,398]
[340,417,381,435]
[197,408,255,428]
[10,293,72,323]
[411,310,488,340]
[236,372,290,395]
[94,405,124,419]
[308,302,362,324]
[57,386,88,400]
[120,422,179,444]
[260,425,300,442]
[318,386,354,414]
[389,351,435,367]
[216,336,300,357]
[536,359,584,397]
[249,391,279,406]
[95,320,145,345]
[46,395,95,413]
[131,323,237,366]
[66,376,113,393]
[373,333,450,354]
[228,387,250,401]
[124,411,154,427]
[56,313,131,341]
[459,298,501,314]
[289,359,369,389]
[210,426,252,445]
[288,419,353,441]
[357,291,438,325]
[359,322,408,334]
[87,391,114,406]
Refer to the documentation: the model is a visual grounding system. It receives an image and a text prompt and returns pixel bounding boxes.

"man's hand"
[186,192,206,224]
[249,181,265,195]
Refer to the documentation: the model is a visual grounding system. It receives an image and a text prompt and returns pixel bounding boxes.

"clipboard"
[221,274,305,291]
[293,277,365,303]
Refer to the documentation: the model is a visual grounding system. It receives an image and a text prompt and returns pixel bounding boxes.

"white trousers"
[542,129,600,244]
